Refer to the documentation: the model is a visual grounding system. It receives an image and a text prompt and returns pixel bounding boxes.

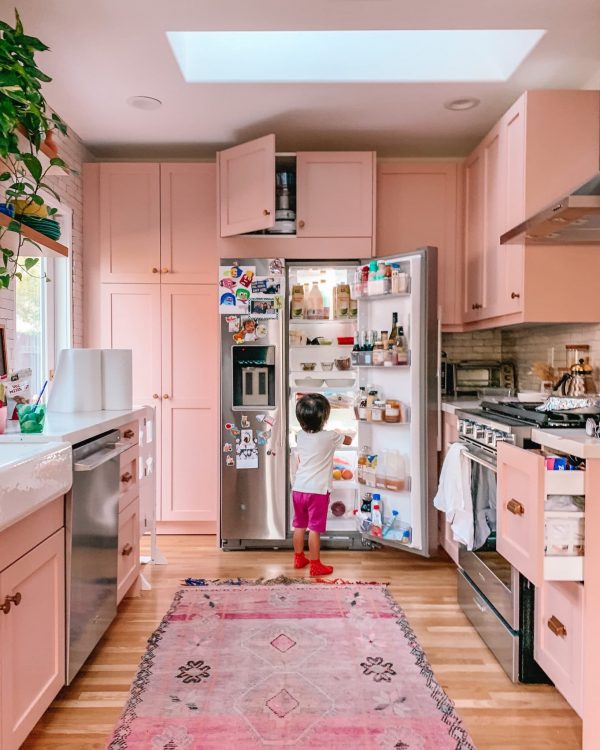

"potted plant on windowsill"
[0,9,70,288]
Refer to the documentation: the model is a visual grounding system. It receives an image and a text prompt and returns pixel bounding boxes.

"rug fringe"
[182,576,387,587]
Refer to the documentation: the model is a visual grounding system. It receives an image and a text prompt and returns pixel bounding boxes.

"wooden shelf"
[0,214,68,258]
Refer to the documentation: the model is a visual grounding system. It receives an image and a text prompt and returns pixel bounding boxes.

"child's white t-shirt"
[293,429,345,495]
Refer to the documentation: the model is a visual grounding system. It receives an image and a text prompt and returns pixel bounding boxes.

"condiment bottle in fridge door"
[336,283,351,319]
[354,387,366,419]
[357,447,368,484]
[371,497,383,536]
[375,450,388,488]
[291,285,305,319]
[319,277,330,320]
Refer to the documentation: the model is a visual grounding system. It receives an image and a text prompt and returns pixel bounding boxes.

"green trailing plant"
[0,8,69,289]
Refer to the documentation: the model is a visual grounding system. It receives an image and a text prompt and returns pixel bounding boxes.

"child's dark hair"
[296,393,331,433]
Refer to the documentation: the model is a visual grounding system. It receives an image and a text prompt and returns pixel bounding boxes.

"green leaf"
[47,206,58,216]
[20,35,49,52]
[20,153,42,182]
[24,257,38,270]
[14,271,22,281]
[0,275,9,289]
[7,219,21,232]
[49,156,66,168]
[0,171,10,181]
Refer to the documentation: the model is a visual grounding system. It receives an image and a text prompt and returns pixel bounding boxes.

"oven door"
[458,442,520,629]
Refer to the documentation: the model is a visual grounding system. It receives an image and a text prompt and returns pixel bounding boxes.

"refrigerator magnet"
[236,429,259,469]
[238,270,255,288]
[263,416,275,427]
[236,286,251,303]
[241,415,250,428]
[257,429,272,440]
[225,455,235,466]
[225,315,240,332]
[255,414,265,423]
[223,442,233,453]
[231,428,241,437]
[250,299,277,318]
[219,291,236,310]
[257,435,267,446]
[269,259,284,275]
[220,277,236,290]
[224,422,236,431]
[273,294,283,310]
[255,323,268,339]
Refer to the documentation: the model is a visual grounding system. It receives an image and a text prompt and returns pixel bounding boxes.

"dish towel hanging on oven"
[433,441,474,549]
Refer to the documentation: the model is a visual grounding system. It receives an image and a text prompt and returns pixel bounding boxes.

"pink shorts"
[292,491,330,533]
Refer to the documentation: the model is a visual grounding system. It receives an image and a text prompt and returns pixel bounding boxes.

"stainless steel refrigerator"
[220,248,439,557]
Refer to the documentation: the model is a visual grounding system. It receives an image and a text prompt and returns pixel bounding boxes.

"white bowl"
[517,391,546,402]
[325,378,355,388]
[295,377,325,388]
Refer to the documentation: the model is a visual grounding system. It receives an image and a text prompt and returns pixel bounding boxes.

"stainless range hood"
[501,174,600,245]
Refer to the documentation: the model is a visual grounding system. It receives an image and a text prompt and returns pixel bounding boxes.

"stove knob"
[474,425,487,441]
[497,433,515,445]
[484,428,495,445]
[463,421,475,436]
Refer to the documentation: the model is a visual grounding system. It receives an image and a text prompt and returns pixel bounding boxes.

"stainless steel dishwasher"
[66,430,128,684]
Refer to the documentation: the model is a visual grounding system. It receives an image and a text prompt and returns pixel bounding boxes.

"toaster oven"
[442,360,516,397]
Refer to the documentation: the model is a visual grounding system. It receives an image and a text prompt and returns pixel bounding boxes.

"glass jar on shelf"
[373,339,385,366]
[371,399,385,423]
[384,399,401,423]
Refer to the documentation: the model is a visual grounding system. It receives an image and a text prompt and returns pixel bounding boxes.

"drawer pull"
[122,543,134,557]
[548,615,567,638]
[473,596,487,613]
[123,429,135,439]
[121,472,133,483]
[507,499,525,516]
[0,592,21,614]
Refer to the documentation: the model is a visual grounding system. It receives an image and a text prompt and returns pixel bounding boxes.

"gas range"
[456,399,593,451]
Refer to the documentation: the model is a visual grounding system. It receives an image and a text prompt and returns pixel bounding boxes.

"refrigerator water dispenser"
[232,345,276,408]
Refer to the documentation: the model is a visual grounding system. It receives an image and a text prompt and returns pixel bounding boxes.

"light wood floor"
[24,536,582,750]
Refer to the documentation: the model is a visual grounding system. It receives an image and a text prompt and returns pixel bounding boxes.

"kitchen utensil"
[553,359,596,398]
[295,377,325,388]
[300,362,316,371]
[320,362,334,371]
[334,356,351,371]
[34,380,48,408]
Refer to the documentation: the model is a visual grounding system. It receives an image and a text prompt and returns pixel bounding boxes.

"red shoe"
[310,559,333,577]
[294,553,310,569]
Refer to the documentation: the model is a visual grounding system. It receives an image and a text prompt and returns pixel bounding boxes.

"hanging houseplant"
[0,9,69,288]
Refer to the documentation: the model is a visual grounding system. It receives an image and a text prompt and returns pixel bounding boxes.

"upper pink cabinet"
[217,135,375,256]
[100,163,161,283]
[98,163,218,284]
[376,161,462,328]
[218,135,276,237]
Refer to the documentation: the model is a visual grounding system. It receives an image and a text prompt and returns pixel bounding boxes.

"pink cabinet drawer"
[117,498,140,604]
[535,580,583,716]
[497,443,585,586]
[118,445,139,513]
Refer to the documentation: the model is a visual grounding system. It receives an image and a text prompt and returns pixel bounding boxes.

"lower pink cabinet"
[117,497,140,604]
[497,442,585,586]
[0,517,65,750]
[535,581,584,716]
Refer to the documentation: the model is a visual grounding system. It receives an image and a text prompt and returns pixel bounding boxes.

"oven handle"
[464,450,497,473]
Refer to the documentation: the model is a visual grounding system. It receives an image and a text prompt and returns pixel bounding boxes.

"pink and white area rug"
[106,579,475,750]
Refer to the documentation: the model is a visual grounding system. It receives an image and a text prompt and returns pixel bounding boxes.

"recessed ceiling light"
[127,96,162,110]
[444,97,481,111]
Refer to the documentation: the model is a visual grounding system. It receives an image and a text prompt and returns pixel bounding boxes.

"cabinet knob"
[162,268,170,274]
[471,303,482,310]
[511,292,521,299]
[122,543,134,557]
[152,267,159,274]
[263,209,271,216]
[0,593,21,615]
[153,393,160,400]
[507,498,525,516]
[298,219,305,229]
[547,615,567,638]
[123,429,135,439]
[163,394,170,400]
[121,472,133,484]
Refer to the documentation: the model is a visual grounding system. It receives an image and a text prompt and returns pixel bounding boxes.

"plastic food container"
[300,362,316,371]
[337,336,354,345]
[334,356,352,371]
[295,377,325,388]
[321,362,334,371]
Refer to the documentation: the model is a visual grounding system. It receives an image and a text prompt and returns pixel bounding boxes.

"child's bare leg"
[308,530,321,560]
[293,528,307,554]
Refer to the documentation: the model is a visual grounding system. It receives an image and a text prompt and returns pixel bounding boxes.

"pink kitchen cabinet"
[296,152,374,238]
[99,163,161,283]
[217,135,375,257]
[497,442,586,586]
[117,497,141,604]
[218,134,276,237]
[161,163,218,283]
[462,146,486,323]
[535,581,584,716]
[160,284,218,524]
[0,527,65,750]
[376,161,463,328]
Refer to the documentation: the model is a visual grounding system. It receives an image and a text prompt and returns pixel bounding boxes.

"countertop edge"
[531,427,600,460]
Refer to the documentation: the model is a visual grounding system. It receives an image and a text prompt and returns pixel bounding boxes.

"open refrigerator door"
[353,248,438,556]
[287,262,363,548]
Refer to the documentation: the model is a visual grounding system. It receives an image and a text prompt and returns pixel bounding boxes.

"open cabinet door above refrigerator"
[353,247,438,557]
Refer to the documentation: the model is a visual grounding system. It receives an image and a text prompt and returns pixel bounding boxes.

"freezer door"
[357,246,439,556]
[220,258,287,543]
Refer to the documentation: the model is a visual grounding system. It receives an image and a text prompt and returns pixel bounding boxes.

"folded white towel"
[434,442,474,550]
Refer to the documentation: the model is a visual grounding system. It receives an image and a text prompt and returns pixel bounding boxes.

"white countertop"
[441,399,481,415]
[0,441,72,533]
[0,407,146,445]
[531,428,600,460]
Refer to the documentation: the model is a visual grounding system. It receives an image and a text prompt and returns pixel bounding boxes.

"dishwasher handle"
[73,443,130,472]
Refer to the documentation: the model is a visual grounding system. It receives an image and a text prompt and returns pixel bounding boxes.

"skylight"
[167,30,546,83]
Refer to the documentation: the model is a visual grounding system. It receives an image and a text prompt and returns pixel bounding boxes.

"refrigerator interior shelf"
[289,344,354,349]
[355,292,411,301]
[289,319,358,325]
[290,386,356,394]
[358,420,411,426]
[355,363,410,369]
[332,480,359,489]
[358,477,412,493]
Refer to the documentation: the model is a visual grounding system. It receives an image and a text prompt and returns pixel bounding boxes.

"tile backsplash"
[443,323,600,392]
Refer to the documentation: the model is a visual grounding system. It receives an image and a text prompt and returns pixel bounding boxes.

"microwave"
[442,359,516,397]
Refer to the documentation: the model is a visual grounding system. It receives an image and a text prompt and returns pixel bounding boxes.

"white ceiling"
[5,0,600,158]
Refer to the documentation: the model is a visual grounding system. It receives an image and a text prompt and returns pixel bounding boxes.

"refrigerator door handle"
[436,307,442,453]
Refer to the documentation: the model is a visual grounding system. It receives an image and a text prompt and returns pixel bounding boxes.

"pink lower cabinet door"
[497,442,544,586]
[535,581,583,716]
[0,529,65,750]
[117,498,140,604]
[160,284,218,525]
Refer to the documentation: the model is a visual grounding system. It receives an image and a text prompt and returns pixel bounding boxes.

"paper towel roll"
[101,349,133,411]
[47,348,103,413]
